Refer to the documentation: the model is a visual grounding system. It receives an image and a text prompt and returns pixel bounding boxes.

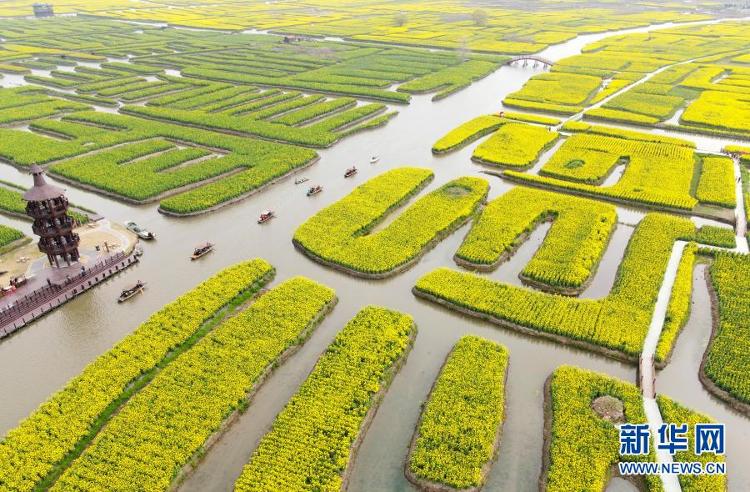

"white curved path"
[641,180,748,491]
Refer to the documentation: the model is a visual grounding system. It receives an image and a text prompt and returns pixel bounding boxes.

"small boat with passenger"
[191,242,214,260]
[118,280,145,303]
[344,166,357,178]
[258,210,275,224]
[306,185,322,196]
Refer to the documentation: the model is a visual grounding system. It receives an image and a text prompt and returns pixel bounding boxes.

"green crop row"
[456,187,616,291]
[704,251,750,408]
[119,82,191,102]
[472,122,559,168]
[158,150,316,215]
[76,76,143,93]
[181,66,412,103]
[147,83,231,107]
[293,168,488,277]
[50,139,238,201]
[308,103,385,133]
[415,214,695,359]
[248,94,325,120]
[0,259,274,492]
[234,306,416,491]
[398,59,498,100]
[96,80,167,97]
[226,91,300,116]
[52,277,336,491]
[696,155,736,208]
[0,86,47,109]
[432,115,503,154]
[337,111,398,137]
[168,86,255,110]
[0,99,88,125]
[199,89,281,113]
[100,61,162,74]
[122,104,343,147]
[0,224,24,250]
[24,74,80,88]
[7,111,315,213]
[408,336,508,490]
[0,184,28,215]
[273,97,356,126]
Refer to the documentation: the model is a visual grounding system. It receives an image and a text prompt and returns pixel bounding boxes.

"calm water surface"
[0,19,747,492]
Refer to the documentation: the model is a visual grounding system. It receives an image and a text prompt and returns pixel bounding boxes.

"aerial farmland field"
[0,1,749,491]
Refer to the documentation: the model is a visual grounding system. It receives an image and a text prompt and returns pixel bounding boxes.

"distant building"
[23,165,80,267]
[32,3,54,18]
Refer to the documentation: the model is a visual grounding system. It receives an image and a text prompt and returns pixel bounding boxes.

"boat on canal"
[118,280,145,303]
[306,185,322,196]
[258,210,275,224]
[191,242,214,260]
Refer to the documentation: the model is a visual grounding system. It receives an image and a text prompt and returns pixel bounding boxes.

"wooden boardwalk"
[0,252,138,339]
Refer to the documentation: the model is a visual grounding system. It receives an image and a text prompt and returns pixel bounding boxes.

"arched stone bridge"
[505,55,554,68]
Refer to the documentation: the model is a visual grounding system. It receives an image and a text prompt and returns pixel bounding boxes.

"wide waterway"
[0,18,748,491]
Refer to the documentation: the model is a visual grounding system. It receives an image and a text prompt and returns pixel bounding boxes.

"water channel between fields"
[0,17,748,491]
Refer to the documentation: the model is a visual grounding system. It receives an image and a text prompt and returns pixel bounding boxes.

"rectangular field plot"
[0,18,502,106]
[0,111,318,214]
[499,124,734,215]
[504,21,750,139]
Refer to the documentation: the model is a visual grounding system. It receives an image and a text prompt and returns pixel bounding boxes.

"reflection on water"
[0,18,748,492]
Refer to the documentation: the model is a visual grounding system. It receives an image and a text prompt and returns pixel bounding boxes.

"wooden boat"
[258,210,275,224]
[306,185,322,196]
[369,155,379,164]
[294,177,309,185]
[344,166,357,178]
[191,242,214,260]
[118,280,145,303]
[125,221,155,240]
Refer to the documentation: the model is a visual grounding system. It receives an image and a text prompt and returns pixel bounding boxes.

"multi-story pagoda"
[23,165,80,267]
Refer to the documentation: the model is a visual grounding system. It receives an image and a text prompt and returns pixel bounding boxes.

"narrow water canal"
[0,17,747,491]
